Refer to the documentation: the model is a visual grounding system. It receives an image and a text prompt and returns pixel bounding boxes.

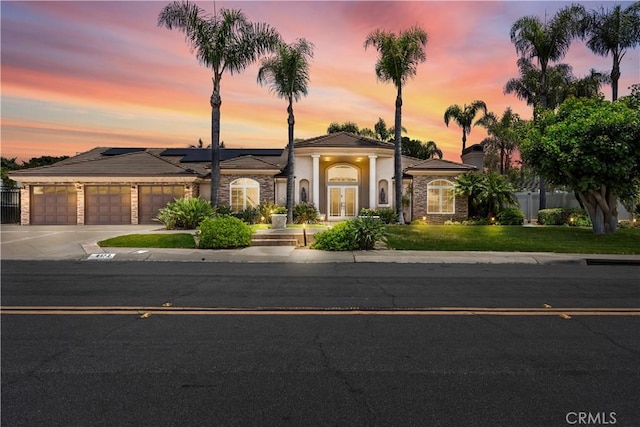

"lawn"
[385,225,640,254]
[98,233,196,248]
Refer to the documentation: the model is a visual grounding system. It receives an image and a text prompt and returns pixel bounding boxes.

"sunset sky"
[2,1,639,163]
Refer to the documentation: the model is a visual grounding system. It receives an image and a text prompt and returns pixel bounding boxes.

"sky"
[1,1,639,163]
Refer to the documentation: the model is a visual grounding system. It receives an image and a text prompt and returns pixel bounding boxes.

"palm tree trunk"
[210,75,222,207]
[611,52,620,101]
[394,86,405,225]
[286,98,295,224]
[462,130,467,152]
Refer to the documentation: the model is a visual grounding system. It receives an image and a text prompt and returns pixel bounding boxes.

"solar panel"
[159,148,190,156]
[101,148,145,156]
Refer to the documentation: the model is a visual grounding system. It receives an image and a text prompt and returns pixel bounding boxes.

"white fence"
[516,191,633,223]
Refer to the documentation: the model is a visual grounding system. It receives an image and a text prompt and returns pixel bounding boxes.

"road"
[2,261,639,426]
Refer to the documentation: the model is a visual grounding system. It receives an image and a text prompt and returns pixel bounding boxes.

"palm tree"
[508,5,583,210]
[158,2,280,207]
[476,108,522,175]
[364,26,428,225]
[422,140,443,160]
[257,38,314,224]
[579,2,640,101]
[443,100,488,152]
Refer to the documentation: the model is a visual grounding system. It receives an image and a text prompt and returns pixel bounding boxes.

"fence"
[1,189,21,224]
[516,191,633,223]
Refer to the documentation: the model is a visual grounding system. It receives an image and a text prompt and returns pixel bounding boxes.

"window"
[427,180,455,214]
[327,164,358,182]
[230,178,259,211]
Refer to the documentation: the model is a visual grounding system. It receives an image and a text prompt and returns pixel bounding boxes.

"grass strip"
[98,233,196,249]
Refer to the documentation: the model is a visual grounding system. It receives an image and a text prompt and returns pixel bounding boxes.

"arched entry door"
[327,164,358,219]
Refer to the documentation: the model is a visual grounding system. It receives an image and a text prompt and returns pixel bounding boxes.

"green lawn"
[386,225,640,254]
[98,233,196,248]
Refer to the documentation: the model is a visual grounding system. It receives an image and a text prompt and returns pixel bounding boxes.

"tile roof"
[294,132,394,149]
[404,158,477,172]
[220,155,282,170]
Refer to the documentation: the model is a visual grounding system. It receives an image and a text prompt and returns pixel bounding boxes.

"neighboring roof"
[404,158,477,172]
[295,132,394,149]
[10,151,199,177]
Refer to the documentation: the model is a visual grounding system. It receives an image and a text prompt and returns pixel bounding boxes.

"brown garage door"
[85,185,131,225]
[138,185,184,224]
[30,185,77,225]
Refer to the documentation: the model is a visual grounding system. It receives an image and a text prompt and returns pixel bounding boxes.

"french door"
[328,186,358,219]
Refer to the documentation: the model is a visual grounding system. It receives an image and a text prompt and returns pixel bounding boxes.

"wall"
[411,175,469,224]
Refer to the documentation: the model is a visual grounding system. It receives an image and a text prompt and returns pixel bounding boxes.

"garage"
[30,185,77,225]
[85,185,131,225]
[138,185,184,224]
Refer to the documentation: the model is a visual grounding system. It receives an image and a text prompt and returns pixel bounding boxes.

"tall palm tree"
[443,100,488,152]
[364,26,428,225]
[509,5,582,210]
[158,2,280,207]
[579,2,640,101]
[257,38,314,224]
[422,140,443,160]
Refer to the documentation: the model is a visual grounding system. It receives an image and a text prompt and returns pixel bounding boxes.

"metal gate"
[1,189,21,224]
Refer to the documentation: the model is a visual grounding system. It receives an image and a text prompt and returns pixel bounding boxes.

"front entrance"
[328,186,358,219]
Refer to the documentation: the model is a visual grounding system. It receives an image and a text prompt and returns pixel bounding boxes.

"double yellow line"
[2,306,639,318]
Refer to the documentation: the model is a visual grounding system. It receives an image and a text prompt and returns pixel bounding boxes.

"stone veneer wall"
[20,186,30,225]
[218,175,275,207]
[411,175,468,224]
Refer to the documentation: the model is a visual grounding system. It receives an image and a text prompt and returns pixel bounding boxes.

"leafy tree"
[508,4,584,210]
[443,100,488,152]
[364,25,428,224]
[257,38,314,224]
[520,96,640,234]
[578,2,640,101]
[401,137,442,160]
[455,172,486,218]
[327,121,360,134]
[21,156,69,169]
[158,2,280,207]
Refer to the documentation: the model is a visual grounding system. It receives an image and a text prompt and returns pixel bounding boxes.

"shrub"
[538,208,590,226]
[213,205,233,216]
[497,208,524,225]
[257,202,278,223]
[311,221,358,251]
[352,215,387,250]
[155,197,213,230]
[272,206,287,214]
[293,202,320,224]
[197,215,252,249]
[462,217,491,225]
[358,207,397,224]
[232,206,261,224]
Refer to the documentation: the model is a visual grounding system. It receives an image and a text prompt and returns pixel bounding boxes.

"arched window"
[230,178,259,212]
[327,164,358,182]
[427,180,455,214]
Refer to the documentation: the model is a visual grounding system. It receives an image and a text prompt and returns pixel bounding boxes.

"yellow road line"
[1,306,639,316]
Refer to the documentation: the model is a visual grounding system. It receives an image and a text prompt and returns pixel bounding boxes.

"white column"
[369,155,377,209]
[312,154,320,208]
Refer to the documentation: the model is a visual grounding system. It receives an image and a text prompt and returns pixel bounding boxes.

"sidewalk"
[1,224,639,265]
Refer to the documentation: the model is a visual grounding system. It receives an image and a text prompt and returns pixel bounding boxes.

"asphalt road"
[2,261,639,426]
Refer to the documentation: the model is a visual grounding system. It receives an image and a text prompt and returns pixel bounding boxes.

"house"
[9,132,476,225]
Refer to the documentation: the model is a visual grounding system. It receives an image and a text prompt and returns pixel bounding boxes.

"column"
[369,155,377,209]
[312,154,320,208]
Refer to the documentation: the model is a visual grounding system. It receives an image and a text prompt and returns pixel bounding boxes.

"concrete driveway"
[0,224,164,260]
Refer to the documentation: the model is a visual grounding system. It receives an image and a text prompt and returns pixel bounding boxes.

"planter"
[270,213,287,229]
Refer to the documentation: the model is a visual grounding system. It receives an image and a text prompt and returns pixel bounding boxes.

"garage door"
[85,185,131,225]
[138,185,184,224]
[30,185,77,225]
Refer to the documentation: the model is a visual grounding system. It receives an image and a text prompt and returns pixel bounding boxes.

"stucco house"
[9,132,476,225]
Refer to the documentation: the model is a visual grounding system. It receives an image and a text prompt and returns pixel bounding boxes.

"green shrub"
[497,208,524,225]
[257,202,278,224]
[538,208,590,226]
[311,221,358,251]
[232,206,261,224]
[197,215,252,249]
[352,215,387,250]
[272,206,287,214]
[293,202,320,224]
[462,217,491,225]
[155,197,213,230]
[358,207,397,224]
[213,205,233,216]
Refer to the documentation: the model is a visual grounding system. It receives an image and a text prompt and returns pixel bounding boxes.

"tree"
[327,121,360,134]
[508,5,584,210]
[158,2,280,207]
[257,38,314,224]
[443,100,488,152]
[455,172,517,219]
[401,137,442,160]
[476,108,523,175]
[364,26,428,224]
[520,96,640,234]
[579,2,640,101]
